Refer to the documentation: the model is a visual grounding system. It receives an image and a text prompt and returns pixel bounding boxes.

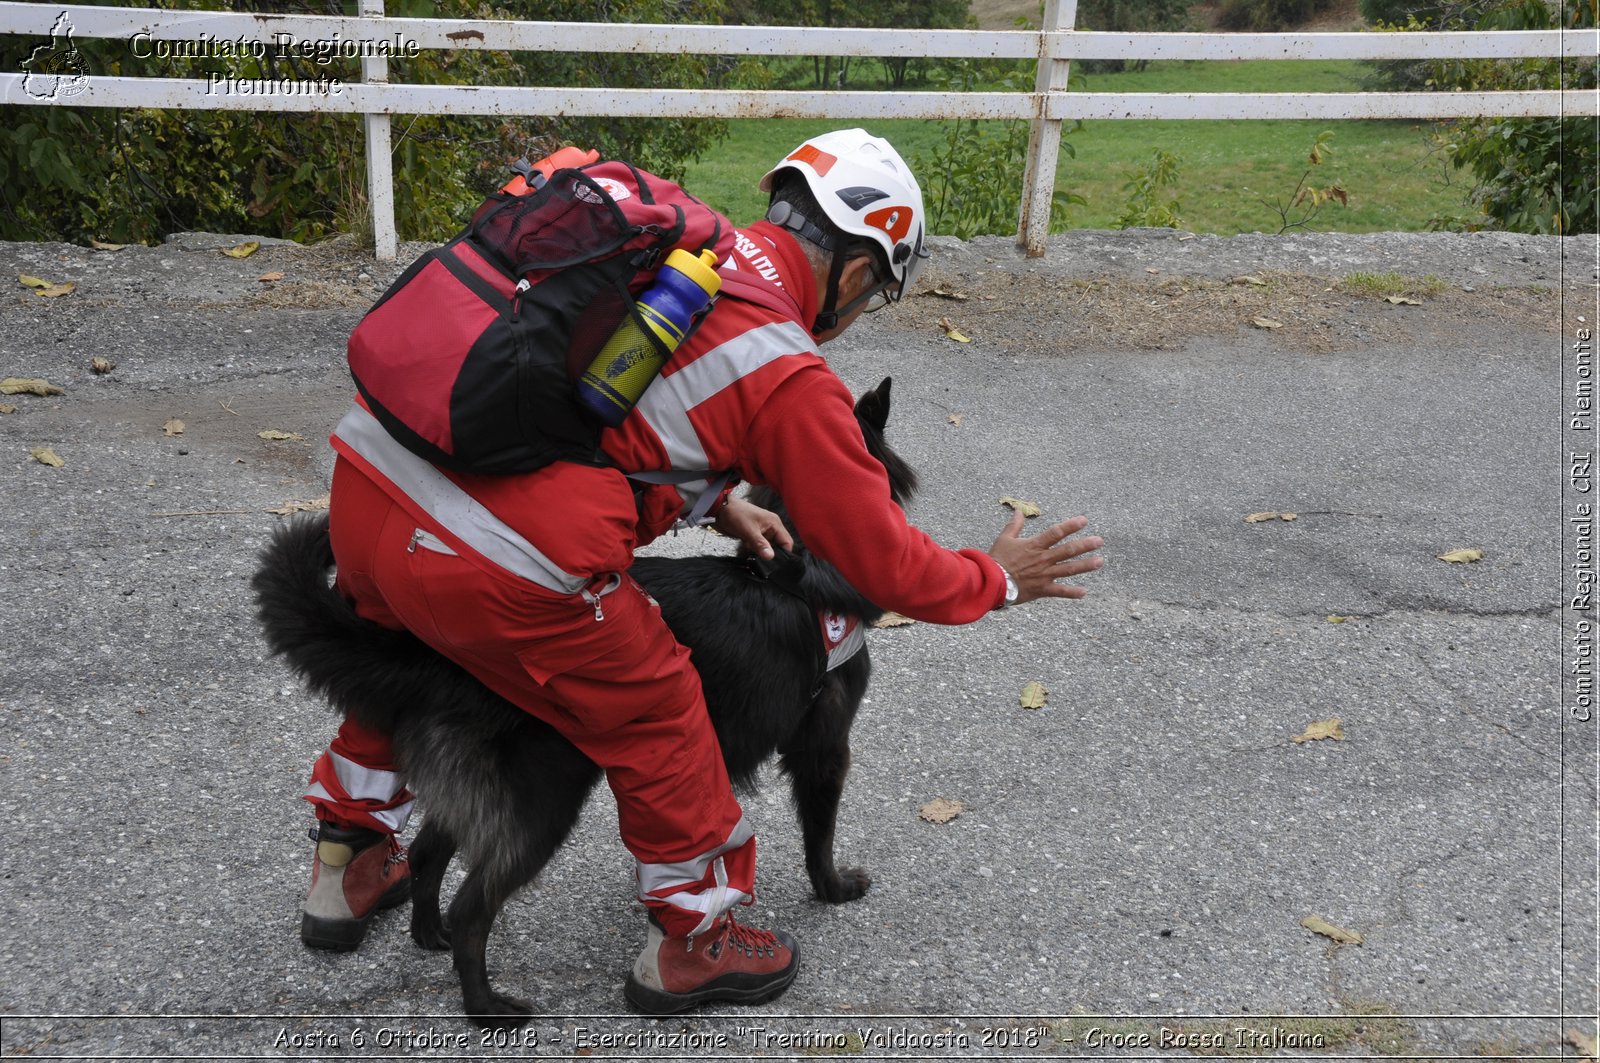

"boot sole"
[622,954,799,1016]
[301,876,412,951]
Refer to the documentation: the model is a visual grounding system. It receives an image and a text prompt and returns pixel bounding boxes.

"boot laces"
[721,913,779,959]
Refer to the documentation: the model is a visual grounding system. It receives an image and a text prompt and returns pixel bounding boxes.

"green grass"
[682,58,1479,236]
[1339,270,1448,297]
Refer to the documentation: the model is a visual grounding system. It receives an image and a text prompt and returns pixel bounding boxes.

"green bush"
[1397,0,1598,233]
[912,61,1085,238]
[1114,149,1183,229]
[0,0,735,245]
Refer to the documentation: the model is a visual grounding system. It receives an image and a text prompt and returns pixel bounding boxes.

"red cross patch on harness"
[818,610,866,671]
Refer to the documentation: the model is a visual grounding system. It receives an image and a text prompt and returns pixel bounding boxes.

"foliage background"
[1364,0,1597,234]
[2,0,1595,242]
[0,0,741,245]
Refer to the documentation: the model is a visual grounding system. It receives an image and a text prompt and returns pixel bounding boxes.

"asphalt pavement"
[0,228,1595,1061]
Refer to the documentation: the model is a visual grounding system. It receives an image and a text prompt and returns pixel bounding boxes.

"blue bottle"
[576,249,722,427]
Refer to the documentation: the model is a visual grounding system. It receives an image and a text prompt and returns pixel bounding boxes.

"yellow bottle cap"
[664,247,723,298]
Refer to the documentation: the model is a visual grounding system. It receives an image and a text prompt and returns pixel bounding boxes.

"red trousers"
[306,459,756,937]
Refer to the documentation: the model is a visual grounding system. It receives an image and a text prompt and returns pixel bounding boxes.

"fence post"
[359,0,398,261]
[1017,0,1076,257]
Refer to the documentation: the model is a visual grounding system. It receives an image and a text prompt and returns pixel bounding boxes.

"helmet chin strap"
[767,201,851,336]
[766,201,893,337]
[811,247,850,337]
[813,251,896,337]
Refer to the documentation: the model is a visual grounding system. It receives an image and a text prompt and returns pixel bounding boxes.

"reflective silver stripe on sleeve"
[635,320,813,472]
[634,814,756,898]
[650,863,752,938]
[334,405,587,595]
[329,752,406,801]
[303,781,415,832]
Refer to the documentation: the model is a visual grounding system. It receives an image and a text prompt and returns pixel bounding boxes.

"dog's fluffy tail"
[252,513,440,733]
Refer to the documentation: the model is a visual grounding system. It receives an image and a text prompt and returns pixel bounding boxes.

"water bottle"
[576,248,722,427]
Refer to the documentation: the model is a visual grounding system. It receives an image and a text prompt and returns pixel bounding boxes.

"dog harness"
[818,610,866,672]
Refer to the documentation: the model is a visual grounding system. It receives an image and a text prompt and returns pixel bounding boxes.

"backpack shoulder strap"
[715,267,807,327]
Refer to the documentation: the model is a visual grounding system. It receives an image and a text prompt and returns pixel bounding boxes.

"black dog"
[253,378,916,1027]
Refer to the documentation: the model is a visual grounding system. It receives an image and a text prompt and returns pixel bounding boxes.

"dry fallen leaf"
[19,274,74,297]
[266,493,331,515]
[1232,274,1268,287]
[1000,496,1042,518]
[163,417,185,436]
[0,403,16,415]
[1299,914,1362,946]
[1019,681,1048,709]
[257,271,286,283]
[937,317,972,343]
[1252,316,1284,329]
[221,240,261,259]
[258,429,305,441]
[30,447,64,468]
[1292,718,1345,744]
[918,797,964,824]
[90,357,115,375]
[1145,267,1161,274]
[1385,295,1422,305]
[947,412,964,427]
[1438,548,1484,564]
[1,378,64,396]
[873,612,916,629]
[1327,614,1350,624]
[1244,511,1297,523]
[927,288,969,301]
[88,239,127,251]
[1565,1027,1597,1062]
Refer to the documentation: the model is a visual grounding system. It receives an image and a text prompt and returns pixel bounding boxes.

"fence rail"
[2,0,1596,259]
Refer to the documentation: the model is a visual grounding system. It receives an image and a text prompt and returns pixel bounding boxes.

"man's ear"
[839,251,877,295]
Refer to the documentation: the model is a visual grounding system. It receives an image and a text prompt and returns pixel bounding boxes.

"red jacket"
[332,221,1005,625]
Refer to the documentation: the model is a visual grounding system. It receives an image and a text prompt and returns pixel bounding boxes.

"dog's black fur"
[253,378,915,1027]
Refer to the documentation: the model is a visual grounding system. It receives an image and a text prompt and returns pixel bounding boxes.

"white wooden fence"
[2,0,1596,259]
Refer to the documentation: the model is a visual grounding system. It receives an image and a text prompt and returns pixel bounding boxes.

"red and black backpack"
[347,158,736,474]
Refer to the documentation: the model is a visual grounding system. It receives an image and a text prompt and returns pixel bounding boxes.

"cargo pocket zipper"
[580,572,623,622]
[407,528,458,556]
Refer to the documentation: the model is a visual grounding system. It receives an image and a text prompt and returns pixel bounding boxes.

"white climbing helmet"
[759,128,930,305]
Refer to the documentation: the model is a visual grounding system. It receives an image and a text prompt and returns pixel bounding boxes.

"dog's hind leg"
[407,817,456,951]
[781,664,871,904]
[445,753,600,1030]
[446,866,538,1029]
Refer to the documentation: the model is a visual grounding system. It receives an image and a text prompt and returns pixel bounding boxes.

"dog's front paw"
[409,916,451,951]
[816,866,871,903]
[465,990,534,1031]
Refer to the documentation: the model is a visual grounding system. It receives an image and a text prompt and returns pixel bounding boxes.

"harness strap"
[716,268,806,324]
[628,468,735,526]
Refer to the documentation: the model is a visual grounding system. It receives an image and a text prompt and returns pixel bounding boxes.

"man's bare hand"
[988,512,1105,606]
[713,497,795,560]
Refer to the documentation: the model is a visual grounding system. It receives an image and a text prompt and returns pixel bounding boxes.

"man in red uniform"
[299,129,1105,1013]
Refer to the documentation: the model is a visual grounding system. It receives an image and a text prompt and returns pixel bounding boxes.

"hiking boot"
[300,822,411,951]
[624,911,799,1015]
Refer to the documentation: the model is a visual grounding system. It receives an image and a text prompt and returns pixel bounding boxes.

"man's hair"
[767,172,881,275]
